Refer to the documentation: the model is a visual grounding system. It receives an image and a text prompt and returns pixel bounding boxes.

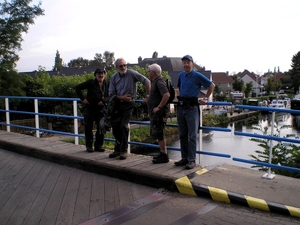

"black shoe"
[95,147,105,152]
[86,147,94,152]
[152,152,164,160]
[152,152,169,164]
[109,151,120,158]
[174,159,188,166]
[120,152,127,160]
[185,161,196,169]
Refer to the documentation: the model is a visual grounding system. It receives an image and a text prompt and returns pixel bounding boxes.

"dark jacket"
[75,79,109,111]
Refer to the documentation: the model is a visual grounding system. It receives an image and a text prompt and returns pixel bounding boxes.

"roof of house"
[212,72,233,83]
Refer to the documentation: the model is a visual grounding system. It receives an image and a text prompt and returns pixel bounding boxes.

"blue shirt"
[177,70,212,98]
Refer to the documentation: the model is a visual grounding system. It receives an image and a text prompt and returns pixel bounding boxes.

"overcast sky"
[16,0,300,75]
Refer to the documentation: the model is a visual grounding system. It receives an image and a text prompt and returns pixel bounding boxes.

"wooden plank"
[117,178,134,206]
[56,168,82,225]
[0,151,20,180]
[39,166,71,225]
[0,157,33,209]
[0,157,38,224]
[103,176,118,212]
[90,173,105,217]
[72,171,93,225]
[6,160,50,225]
[23,165,61,225]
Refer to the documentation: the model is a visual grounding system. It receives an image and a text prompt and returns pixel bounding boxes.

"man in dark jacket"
[75,68,109,152]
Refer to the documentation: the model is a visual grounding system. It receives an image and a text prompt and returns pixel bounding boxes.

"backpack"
[165,79,175,103]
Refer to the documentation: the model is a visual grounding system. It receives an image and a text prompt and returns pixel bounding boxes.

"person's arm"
[200,82,215,105]
[153,92,170,114]
[142,82,151,104]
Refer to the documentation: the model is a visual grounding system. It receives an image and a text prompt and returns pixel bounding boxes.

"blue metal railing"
[1,96,300,178]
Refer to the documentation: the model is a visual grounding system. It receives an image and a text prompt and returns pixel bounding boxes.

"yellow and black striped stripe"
[175,169,300,218]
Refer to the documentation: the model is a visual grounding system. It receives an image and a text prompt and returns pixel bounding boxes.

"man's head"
[94,67,106,81]
[181,55,194,73]
[115,58,127,75]
[147,63,162,81]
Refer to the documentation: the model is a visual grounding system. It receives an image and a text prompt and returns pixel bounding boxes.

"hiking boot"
[174,159,188,166]
[94,147,105,152]
[86,147,94,152]
[109,151,120,158]
[152,152,169,164]
[120,152,127,160]
[185,161,196,169]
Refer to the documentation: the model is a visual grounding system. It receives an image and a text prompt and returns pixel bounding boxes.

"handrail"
[1,96,300,179]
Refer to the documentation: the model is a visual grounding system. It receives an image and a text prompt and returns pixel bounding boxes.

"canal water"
[132,113,300,169]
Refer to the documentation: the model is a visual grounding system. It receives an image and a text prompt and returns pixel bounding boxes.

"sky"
[16,0,300,75]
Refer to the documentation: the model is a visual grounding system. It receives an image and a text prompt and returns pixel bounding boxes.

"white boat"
[268,99,286,109]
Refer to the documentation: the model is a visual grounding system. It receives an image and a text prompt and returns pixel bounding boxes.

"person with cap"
[108,58,150,160]
[175,55,215,169]
[75,67,109,152]
[146,63,170,164]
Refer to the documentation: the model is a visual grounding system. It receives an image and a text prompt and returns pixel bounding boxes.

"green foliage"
[232,75,244,91]
[0,0,44,70]
[0,0,44,96]
[66,51,115,70]
[202,114,229,126]
[290,51,300,94]
[53,50,63,71]
[264,76,282,94]
[243,82,253,98]
[249,122,300,178]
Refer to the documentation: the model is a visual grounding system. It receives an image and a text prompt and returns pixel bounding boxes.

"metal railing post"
[73,101,79,145]
[262,111,276,179]
[5,98,10,132]
[199,105,203,165]
[34,99,40,138]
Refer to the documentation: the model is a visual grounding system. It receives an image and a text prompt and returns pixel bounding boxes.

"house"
[237,70,262,95]
[211,72,233,95]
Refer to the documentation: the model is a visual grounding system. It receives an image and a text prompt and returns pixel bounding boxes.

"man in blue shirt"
[108,58,150,160]
[175,55,215,169]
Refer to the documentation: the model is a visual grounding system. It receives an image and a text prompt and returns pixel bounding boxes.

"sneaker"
[153,153,161,160]
[152,152,169,164]
[174,159,188,166]
[152,152,164,160]
[86,147,94,152]
[94,147,105,152]
[120,152,127,160]
[109,151,120,158]
[185,161,196,169]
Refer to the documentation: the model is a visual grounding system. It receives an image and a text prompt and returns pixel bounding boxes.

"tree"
[231,75,244,91]
[67,57,90,68]
[290,51,300,94]
[243,82,253,98]
[0,0,44,97]
[89,53,104,67]
[0,0,44,71]
[103,51,115,70]
[53,50,63,71]
[264,76,282,94]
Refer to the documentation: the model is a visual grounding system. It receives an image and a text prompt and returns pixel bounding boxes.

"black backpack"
[166,79,175,103]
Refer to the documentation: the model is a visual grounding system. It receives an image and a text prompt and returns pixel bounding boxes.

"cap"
[181,55,193,62]
[94,67,106,75]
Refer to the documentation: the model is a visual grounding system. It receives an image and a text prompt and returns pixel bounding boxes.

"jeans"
[177,105,199,162]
